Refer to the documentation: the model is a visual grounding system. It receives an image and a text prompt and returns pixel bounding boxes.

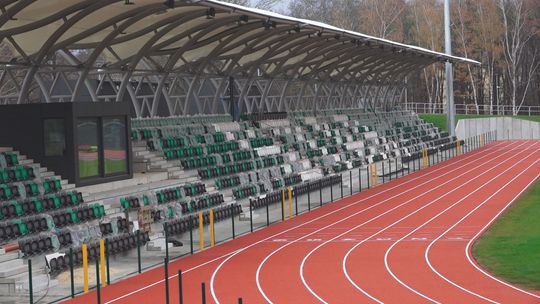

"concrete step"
[0,253,18,264]
[63,184,76,190]
[19,159,33,165]
[134,150,150,157]
[0,264,26,279]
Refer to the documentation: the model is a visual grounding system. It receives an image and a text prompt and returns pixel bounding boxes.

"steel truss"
[0,0,476,117]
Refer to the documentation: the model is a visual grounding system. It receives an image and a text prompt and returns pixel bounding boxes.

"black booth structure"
[0,102,133,186]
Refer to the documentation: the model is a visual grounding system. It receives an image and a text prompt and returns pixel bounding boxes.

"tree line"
[231,0,540,114]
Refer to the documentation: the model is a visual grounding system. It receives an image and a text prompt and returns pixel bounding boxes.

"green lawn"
[472,179,540,290]
[419,114,540,132]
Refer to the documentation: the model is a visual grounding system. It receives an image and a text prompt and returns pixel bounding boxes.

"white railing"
[405,103,540,116]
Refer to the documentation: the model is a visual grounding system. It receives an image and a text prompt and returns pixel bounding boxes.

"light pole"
[444,0,456,136]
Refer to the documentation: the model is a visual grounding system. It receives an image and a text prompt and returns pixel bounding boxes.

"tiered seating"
[0,148,127,264]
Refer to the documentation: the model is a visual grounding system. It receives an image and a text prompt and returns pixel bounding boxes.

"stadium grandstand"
[4,1,536,304]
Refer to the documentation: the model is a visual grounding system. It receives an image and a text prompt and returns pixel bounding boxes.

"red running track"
[64,140,540,304]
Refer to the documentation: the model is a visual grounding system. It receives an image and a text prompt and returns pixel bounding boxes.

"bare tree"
[358,0,406,41]
[221,0,281,11]
[498,0,539,115]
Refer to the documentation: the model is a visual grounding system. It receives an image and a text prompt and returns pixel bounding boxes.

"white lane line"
[383,142,540,303]
[103,142,501,304]
[464,171,540,299]
[214,144,506,304]
[252,144,513,304]
[339,141,535,304]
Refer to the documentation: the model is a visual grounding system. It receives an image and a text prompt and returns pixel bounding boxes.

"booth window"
[43,119,65,157]
[103,117,127,175]
[77,118,100,178]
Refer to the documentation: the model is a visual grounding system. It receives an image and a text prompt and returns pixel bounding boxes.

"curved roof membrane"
[0,0,478,82]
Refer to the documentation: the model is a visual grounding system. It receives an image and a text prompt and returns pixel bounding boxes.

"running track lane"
[214,141,507,303]
[63,141,540,304]
[295,140,535,304]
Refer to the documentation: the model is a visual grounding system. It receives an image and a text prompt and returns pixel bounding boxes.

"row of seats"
[47,231,150,274]
[0,166,35,184]
[52,204,105,228]
[156,187,182,204]
[0,179,61,201]
[19,234,54,256]
[0,217,50,241]
[198,161,255,179]
[0,152,19,168]
[232,185,258,200]
[179,193,224,214]
[0,191,83,220]
[165,203,242,236]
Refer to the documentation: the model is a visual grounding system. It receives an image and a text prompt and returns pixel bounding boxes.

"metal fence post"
[28,259,33,304]
[358,167,362,192]
[164,258,169,304]
[249,201,253,233]
[69,248,74,298]
[189,216,194,255]
[266,199,270,226]
[319,180,323,206]
[201,282,207,304]
[349,171,353,196]
[308,183,311,211]
[96,259,101,304]
[382,161,386,183]
[340,174,343,199]
[178,270,183,304]
[164,222,169,261]
[136,230,142,273]
[231,204,236,239]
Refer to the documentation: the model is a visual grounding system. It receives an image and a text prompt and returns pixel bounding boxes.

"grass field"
[472,179,540,290]
[419,114,540,131]
[79,159,127,177]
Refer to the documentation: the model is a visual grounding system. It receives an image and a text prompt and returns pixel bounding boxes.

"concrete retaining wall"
[456,117,540,140]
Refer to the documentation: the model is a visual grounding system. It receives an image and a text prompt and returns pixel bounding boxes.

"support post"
[178,270,184,304]
[28,259,33,304]
[69,248,74,298]
[164,258,169,304]
[96,259,101,304]
[209,209,215,247]
[231,204,236,239]
[136,230,141,273]
[201,282,207,304]
[189,216,194,255]
[100,239,106,287]
[82,243,89,293]
[199,212,204,251]
[249,201,253,232]
[288,187,293,219]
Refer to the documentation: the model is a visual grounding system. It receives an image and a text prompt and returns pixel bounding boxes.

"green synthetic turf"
[105,159,127,175]
[418,114,540,131]
[79,159,127,177]
[472,179,540,290]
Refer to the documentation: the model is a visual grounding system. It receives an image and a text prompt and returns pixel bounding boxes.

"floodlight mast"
[444,0,456,136]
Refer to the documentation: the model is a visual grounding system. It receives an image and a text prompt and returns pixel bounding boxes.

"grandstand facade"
[0,1,480,302]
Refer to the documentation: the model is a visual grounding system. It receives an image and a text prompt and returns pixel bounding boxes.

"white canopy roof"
[0,0,479,82]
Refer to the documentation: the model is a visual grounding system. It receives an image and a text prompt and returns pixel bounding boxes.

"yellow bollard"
[82,243,89,293]
[99,239,106,287]
[209,209,215,247]
[199,211,204,251]
[288,187,293,219]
